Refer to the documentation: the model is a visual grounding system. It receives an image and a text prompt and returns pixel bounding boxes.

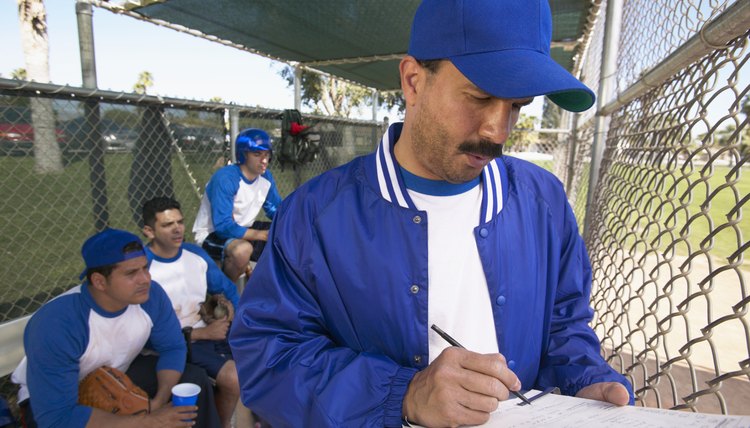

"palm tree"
[10,68,28,80]
[133,71,154,94]
[17,0,63,173]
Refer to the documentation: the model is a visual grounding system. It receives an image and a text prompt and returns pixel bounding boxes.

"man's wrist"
[189,327,203,341]
[151,393,168,409]
[244,228,255,240]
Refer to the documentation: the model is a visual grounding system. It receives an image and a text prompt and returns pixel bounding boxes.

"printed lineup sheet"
[490,390,750,427]
[405,390,750,427]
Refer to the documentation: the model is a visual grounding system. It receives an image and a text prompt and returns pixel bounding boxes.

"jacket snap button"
[412,215,422,224]
[479,228,489,238]
[410,285,420,294]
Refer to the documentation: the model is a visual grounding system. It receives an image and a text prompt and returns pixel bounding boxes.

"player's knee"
[226,241,252,268]
[217,361,240,396]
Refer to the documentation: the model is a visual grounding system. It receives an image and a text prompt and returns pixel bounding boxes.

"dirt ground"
[597,251,750,415]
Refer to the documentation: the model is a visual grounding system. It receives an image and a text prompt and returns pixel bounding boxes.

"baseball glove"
[78,366,150,415]
[199,294,234,323]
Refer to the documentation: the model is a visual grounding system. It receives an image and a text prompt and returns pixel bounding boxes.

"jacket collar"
[373,122,507,225]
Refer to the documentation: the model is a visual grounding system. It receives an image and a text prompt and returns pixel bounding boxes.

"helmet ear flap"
[236,148,247,164]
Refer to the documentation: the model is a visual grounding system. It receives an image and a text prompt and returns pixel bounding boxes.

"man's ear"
[400,56,424,107]
[89,272,107,290]
[142,225,154,240]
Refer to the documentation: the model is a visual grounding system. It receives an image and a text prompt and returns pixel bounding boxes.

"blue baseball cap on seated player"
[79,228,146,279]
[408,0,596,113]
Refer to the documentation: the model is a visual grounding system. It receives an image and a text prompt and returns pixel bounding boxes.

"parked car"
[0,105,67,156]
[63,117,138,154]
[169,124,225,152]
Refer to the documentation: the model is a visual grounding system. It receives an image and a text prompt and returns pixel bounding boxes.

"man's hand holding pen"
[401,347,523,427]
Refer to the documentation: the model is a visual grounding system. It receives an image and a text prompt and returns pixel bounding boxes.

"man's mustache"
[458,140,504,158]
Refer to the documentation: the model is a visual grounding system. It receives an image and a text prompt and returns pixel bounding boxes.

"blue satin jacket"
[229,123,633,427]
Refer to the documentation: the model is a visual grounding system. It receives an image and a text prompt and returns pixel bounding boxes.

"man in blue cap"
[192,128,282,282]
[229,1,633,427]
[12,228,220,428]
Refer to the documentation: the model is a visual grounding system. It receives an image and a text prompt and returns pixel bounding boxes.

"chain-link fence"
[576,0,749,415]
[0,79,382,321]
[0,78,382,409]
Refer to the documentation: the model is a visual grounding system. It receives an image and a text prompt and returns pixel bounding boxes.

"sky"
[0,0,545,122]
[1,1,293,109]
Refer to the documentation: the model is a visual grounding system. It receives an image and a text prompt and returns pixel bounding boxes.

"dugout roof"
[124,0,595,91]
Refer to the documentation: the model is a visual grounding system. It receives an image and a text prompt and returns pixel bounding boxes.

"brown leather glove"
[78,366,150,415]
[199,294,234,323]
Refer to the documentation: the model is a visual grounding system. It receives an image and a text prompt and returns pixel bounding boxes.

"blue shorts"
[201,233,237,263]
[190,339,233,378]
[201,221,271,263]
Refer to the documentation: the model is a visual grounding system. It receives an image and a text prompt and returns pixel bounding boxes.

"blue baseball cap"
[80,228,146,279]
[408,0,595,112]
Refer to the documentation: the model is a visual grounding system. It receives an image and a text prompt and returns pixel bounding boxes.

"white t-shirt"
[405,175,500,362]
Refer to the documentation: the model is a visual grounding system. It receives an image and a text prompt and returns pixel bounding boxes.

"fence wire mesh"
[0,85,381,324]
[0,81,383,410]
[616,0,738,93]
[581,0,749,415]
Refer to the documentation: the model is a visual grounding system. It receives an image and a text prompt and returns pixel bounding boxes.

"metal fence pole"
[293,67,304,186]
[76,0,109,231]
[371,89,379,122]
[229,108,239,164]
[76,1,96,89]
[294,66,302,111]
[565,112,578,194]
[598,0,750,116]
[583,0,623,238]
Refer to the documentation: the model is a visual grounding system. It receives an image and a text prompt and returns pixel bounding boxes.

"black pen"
[430,324,533,406]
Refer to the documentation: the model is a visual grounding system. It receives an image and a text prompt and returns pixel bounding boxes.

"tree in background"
[102,108,140,128]
[381,91,405,117]
[17,0,63,174]
[11,68,28,80]
[133,71,154,94]
[504,114,538,150]
[536,98,564,154]
[541,99,563,130]
[694,95,750,161]
[280,66,370,118]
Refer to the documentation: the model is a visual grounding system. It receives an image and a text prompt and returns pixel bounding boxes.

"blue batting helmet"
[235,128,272,164]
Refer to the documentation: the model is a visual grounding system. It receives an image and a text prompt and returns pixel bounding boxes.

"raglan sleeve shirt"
[142,281,188,373]
[261,170,282,220]
[24,296,93,428]
[197,245,239,308]
[206,166,247,240]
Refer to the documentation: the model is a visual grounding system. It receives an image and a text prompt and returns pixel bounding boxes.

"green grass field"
[600,162,749,267]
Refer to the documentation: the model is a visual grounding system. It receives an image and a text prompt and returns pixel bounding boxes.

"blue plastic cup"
[171,383,201,407]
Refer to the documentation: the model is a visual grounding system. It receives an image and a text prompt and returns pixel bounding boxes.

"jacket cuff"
[384,367,418,428]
